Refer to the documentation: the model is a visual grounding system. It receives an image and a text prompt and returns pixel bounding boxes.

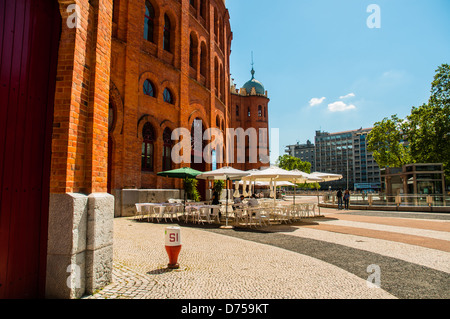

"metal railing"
[322,193,450,208]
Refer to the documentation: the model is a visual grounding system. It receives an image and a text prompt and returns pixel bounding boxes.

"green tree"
[406,64,450,183]
[367,115,412,168]
[296,182,321,190]
[367,64,450,186]
[431,63,450,103]
[276,155,311,173]
[184,178,200,202]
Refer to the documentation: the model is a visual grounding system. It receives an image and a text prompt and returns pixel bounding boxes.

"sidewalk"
[83,205,450,299]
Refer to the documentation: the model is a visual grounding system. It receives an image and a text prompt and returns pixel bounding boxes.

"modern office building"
[314,128,381,191]
[285,140,315,172]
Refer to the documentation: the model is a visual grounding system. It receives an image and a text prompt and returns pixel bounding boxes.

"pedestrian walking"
[337,188,343,210]
[344,189,350,210]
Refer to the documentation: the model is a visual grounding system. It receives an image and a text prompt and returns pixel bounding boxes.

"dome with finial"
[241,53,265,96]
[242,66,265,95]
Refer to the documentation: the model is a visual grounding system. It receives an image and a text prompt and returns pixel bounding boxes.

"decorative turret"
[242,66,266,96]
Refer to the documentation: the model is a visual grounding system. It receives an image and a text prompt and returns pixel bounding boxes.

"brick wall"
[51,0,113,194]
[230,92,270,171]
[109,0,232,191]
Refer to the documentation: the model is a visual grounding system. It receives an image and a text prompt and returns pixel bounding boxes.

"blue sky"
[226,0,450,163]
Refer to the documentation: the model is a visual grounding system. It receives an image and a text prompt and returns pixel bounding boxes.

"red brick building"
[230,66,270,171]
[108,0,233,205]
[0,0,269,299]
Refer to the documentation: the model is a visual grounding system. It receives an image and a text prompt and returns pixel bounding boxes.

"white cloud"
[309,97,326,107]
[339,93,355,99]
[328,101,356,112]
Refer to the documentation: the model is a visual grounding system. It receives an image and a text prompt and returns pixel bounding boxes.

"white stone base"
[46,193,114,299]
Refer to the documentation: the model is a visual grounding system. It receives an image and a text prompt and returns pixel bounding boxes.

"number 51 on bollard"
[165,227,182,269]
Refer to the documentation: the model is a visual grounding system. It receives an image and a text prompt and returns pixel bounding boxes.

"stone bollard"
[165,227,182,269]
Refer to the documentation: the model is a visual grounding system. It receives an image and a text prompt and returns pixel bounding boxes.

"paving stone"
[83,204,450,300]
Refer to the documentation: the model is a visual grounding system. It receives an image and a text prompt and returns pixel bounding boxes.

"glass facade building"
[314,128,381,191]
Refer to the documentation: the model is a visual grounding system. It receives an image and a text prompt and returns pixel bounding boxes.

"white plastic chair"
[283,206,294,223]
[298,203,307,218]
[292,204,302,221]
[134,204,144,221]
[144,205,157,222]
[153,205,166,223]
[249,208,269,227]
[197,207,212,224]
[233,208,248,226]
[306,203,316,217]
[187,206,201,224]
[210,205,221,223]
[164,204,179,222]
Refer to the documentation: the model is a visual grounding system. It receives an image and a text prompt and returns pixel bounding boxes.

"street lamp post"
[347,156,349,190]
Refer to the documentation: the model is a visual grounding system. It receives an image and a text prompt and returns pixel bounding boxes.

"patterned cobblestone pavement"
[83,204,450,300]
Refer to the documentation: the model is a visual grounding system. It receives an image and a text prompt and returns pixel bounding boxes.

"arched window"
[144,1,155,43]
[108,102,115,132]
[220,64,225,100]
[189,34,198,69]
[162,128,173,171]
[236,105,239,117]
[191,118,205,163]
[216,115,220,128]
[142,123,155,172]
[200,42,207,77]
[163,14,172,52]
[163,88,174,104]
[214,8,218,41]
[200,0,206,18]
[219,19,223,48]
[214,58,219,97]
[248,107,251,117]
[143,79,155,97]
[258,105,262,117]
[113,0,120,24]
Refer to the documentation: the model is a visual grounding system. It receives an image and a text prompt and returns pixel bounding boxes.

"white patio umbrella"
[239,180,295,187]
[242,166,322,204]
[197,167,249,228]
[311,172,343,182]
[310,171,343,213]
[242,166,302,182]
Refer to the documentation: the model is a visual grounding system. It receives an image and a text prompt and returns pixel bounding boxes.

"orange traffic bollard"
[165,227,182,269]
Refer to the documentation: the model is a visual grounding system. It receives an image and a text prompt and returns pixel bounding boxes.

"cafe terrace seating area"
[133,166,335,228]
[134,199,319,228]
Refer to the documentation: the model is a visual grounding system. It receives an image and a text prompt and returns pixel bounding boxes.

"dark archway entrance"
[191,119,207,201]
[0,0,61,298]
